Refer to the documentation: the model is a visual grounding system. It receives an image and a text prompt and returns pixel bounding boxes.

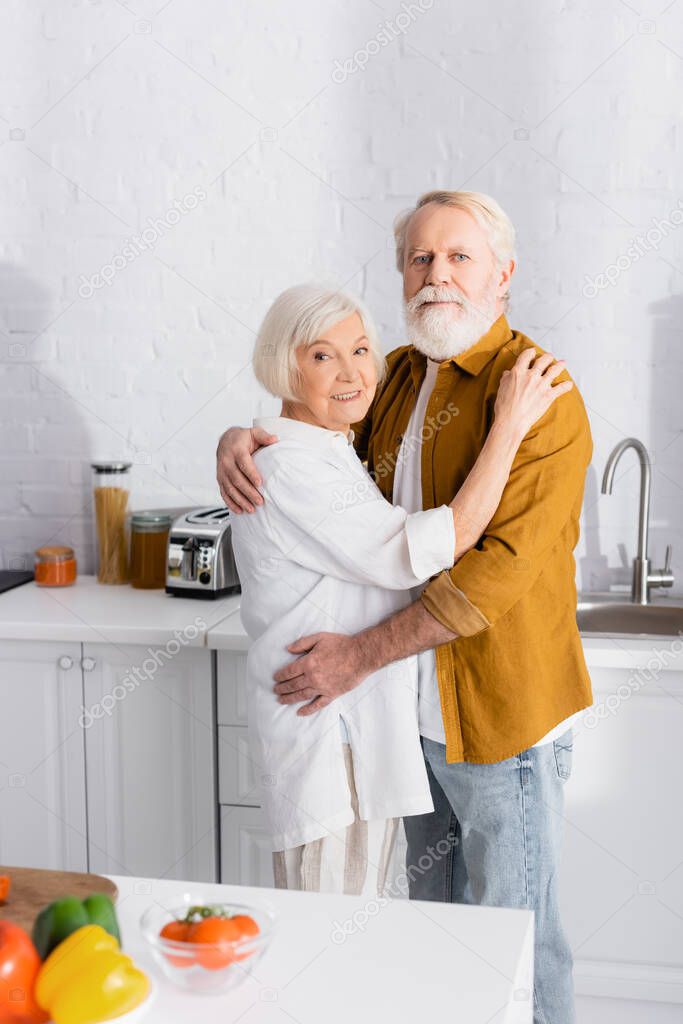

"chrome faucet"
[601,437,674,604]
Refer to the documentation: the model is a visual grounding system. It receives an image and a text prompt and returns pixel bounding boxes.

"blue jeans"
[404,731,574,1024]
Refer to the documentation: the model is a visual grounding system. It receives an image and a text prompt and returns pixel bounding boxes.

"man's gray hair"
[252,283,386,403]
[393,190,516,307]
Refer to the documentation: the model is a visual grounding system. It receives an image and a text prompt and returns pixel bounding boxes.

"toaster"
[165,507,241,599]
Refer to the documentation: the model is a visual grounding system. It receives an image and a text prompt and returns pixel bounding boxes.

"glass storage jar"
[130,512,172,590]
[34,545,77,587]
[91,461,132,584]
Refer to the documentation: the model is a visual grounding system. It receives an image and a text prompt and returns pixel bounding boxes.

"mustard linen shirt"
[352,314,594,765]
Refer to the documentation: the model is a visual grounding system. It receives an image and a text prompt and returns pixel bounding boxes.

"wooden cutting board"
[0,866,118,934]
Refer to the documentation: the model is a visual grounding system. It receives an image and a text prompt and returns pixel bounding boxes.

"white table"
[110,875,534,1024]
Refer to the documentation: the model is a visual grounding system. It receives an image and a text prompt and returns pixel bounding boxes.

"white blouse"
[230,415,455,852]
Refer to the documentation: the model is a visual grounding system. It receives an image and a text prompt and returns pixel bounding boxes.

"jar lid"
[131,512,173,532]
[35,545,75,564]
[91,461,132,474]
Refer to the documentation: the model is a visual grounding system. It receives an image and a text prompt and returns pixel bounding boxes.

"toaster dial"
[198,540,213,584]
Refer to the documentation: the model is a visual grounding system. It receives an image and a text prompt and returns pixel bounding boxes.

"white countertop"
[207,598,683,669]
[581,635,683,669]
[0,575,241,647]
[110,874,534,1024]
[207,604,250,651]
[2,578,682,670]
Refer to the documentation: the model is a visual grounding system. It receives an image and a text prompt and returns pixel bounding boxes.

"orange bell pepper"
[0,919,49,1023]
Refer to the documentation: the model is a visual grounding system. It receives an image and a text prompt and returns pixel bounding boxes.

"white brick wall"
[1,0,681,590]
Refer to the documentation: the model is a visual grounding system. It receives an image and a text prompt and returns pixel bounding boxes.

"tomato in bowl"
[140,895,275,994]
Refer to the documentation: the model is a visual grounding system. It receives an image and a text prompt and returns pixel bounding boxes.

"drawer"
[218,725,260,806]
[220,805,273,887]
[217,651,248,725]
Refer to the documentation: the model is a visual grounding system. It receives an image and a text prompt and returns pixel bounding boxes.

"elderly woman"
[229,283,571,896]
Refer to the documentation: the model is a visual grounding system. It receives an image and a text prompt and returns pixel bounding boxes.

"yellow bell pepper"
[35,925,149,1024]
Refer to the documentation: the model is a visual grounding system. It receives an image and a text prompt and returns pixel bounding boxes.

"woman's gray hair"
[252,283,386,403]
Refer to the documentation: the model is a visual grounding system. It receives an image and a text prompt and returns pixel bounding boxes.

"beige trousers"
[272,744,399,897]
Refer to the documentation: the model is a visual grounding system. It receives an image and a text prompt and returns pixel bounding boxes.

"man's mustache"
[405,286,468,314]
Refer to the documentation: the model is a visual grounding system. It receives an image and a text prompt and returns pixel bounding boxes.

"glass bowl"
[140,892,276,995]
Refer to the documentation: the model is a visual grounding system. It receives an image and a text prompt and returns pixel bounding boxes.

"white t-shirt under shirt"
[392,356,582,748]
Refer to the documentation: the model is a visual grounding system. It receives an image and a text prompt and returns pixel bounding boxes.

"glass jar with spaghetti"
[91,461,132,585]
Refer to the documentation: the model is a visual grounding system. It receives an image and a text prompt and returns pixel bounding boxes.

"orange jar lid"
[35,545,75,564]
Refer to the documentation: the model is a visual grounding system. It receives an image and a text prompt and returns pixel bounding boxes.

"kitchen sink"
[577,594,683,638]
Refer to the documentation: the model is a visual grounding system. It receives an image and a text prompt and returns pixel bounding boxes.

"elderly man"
[216,190,593,1024]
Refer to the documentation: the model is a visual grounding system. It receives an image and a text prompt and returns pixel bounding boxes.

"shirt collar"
[408,314,513,389]
[254,416,355,449]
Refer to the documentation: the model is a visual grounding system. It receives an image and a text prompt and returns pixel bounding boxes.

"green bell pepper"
[32,893,120,960]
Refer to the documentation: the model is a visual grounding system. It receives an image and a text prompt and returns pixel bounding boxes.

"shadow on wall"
[579,292,683,596]
[579,464,631,592]
[0,262,93,572]
[0,264,211,576]
[648,293,683,593]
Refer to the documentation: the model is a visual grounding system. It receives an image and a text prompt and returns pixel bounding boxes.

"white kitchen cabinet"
[216,651,273,887]
[562,645,683,1006]
[0,640,87,871]
[219,805,273,888]
[82,642,217,882]
[216,650,248,725]
[218,726,259,805]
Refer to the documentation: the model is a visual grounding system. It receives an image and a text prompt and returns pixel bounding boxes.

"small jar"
[130,512,173,590]
[35,545,77,587]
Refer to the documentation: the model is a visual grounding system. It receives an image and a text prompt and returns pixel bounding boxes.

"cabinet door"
[83,643,217,882]
[218,726,260,806]
[216,651,248,725]
[560,664,683,1003]
[0,640,86,871]
[220,805,273,887]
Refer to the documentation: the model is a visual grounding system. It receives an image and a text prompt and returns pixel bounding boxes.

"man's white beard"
[404,284,498,361]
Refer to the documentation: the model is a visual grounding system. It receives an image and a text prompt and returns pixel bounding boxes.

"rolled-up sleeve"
[263,453,455,590]
[421,383,592,636]
[405,506,455,581]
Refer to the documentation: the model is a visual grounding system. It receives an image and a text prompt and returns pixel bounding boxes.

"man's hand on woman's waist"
[273,631,375,715]
[273,600,457,714]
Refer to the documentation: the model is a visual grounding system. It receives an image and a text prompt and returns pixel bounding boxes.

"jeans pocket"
[553,729,574,781]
